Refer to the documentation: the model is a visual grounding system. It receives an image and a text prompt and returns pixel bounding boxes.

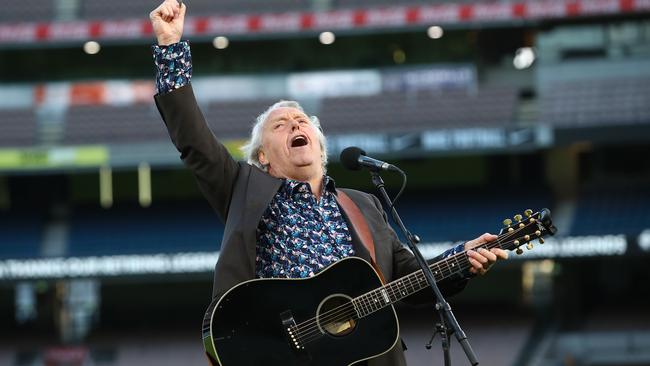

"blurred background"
[0,0,649,365]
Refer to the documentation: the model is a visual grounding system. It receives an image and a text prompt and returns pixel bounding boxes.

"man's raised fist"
[149,0,186,46]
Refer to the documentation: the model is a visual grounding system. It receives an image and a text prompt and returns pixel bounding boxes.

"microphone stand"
[369,169,478,366]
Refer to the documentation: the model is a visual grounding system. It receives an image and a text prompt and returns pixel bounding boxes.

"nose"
[290,119,300,131]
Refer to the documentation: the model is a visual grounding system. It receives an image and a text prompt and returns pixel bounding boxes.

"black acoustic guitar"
[202,209,556,366]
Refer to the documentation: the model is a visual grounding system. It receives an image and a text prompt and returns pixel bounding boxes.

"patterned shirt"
[151,42,468,279]
[256,176,355,278]
[152,40,192,94]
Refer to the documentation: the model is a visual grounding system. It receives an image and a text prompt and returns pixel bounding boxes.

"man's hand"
[150,0,186,46]
[464,233,508,276]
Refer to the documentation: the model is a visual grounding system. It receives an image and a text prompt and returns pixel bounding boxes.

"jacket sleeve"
[370,195,469,306]
[154,84,240,222]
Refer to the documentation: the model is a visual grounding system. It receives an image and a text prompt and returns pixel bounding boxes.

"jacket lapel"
[243,166,283,274]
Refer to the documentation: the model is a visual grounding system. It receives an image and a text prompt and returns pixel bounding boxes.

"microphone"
[340,146,400,172]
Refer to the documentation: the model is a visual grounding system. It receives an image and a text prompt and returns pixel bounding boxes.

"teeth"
[291,135,307,147]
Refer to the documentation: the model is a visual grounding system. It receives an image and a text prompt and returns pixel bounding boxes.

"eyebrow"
[270,114,309,123]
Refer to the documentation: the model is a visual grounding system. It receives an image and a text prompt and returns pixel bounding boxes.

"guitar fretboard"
[351,219,541,318]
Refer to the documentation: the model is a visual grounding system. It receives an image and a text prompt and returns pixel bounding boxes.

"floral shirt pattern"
[255,176,355,279]
[152,40,192,94]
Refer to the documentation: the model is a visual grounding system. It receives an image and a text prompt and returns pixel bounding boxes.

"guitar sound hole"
[316,294,357,337]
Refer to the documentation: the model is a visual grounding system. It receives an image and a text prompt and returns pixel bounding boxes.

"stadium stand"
[0,0,528,23]
[0,0,55,23]
[54,85,517,145]
[397,189,553,242]
[0,109,37,147]
[67,203,224,256]
[204,98,284,139]
[81,0,312,20]
[399,308,534,366]
[0,211,43,259]
[0,188,554,263]
[319,86,518,134]
[570,187,650,236]
[63,105,169,145]
[539,76,650,127]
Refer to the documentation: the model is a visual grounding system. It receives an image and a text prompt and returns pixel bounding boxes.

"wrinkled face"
[258,107,323,181]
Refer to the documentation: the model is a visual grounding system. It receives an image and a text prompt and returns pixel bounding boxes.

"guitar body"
[203,257,399,366]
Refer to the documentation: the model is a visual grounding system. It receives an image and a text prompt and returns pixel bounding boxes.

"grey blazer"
[154,84,467,366]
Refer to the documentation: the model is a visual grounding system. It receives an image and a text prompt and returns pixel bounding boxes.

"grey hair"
[241,100,328,173]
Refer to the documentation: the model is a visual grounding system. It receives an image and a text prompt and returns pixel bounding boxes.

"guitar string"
[295,228,539,347]
[291,230,527,347]
[291,220,541,345]
[291,220,539,344]
[294,233,531,346]
[291,219,535,336]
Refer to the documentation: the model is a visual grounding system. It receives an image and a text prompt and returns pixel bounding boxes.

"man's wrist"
[157,36,181,46]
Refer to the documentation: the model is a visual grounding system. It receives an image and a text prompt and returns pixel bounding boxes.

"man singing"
[149,1,508,365]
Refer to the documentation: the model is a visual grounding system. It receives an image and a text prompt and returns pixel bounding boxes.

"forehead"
[265,107,308,124]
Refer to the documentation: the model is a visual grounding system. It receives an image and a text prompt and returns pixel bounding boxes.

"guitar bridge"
[281,310,304,350]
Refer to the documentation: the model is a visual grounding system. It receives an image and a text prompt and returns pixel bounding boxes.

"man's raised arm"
[150,0,239,221]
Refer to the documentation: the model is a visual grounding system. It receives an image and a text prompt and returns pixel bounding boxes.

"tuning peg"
[503,218,512,227]
[508,227,514,233]
[535,230,541,237]
[516,248,523,255]
[538,238,545,244]
[524,209,533,217]
[524,235,530,241]
[526,242,534,250]
[519,223,525,228]
[514,214,523,222]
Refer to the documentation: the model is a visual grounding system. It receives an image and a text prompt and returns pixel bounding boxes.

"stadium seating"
[0,0,54,23]
[0,109,37,147]
[396,188,553,242]
[0,185,552,259]
[1,0,517,23]
[57,86,517,146]
[570,187,650,236]
[67,202,224,256]
[81,0,312,20]
[540,76,650,127]
[204,98,283,139]
[0,212,43,259]
[63,105,169,145]
[320,87,517,134]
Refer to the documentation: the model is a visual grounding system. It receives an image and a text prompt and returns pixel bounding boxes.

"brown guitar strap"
[336,190,387,284]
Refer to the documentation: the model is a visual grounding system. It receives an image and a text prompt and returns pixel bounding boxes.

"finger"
[164,3,175,19]
[179,3,186,18]
[467,250,488,264]
[477,248,497,263]
[481,233,498,242]
[158,5,169,21]
[468,257,484,272]
[491,248,509,260]
[150,3,165,20]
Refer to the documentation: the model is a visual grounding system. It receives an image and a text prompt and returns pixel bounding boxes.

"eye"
[273,122,284,130]
[299,119,308,124]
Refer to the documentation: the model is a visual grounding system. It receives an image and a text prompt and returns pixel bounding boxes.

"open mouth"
[291,135,308,148]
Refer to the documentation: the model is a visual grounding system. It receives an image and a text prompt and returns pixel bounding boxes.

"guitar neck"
[351,211,554,318]
[351,242,483,318]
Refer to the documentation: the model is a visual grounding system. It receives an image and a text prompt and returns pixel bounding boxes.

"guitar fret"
[352,298,361,318]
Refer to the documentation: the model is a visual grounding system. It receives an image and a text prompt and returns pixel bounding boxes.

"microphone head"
[340,146,366,171]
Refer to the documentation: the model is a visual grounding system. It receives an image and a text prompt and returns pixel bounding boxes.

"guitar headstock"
[497,208,557,255]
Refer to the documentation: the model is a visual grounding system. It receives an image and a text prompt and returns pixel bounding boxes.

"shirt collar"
[282,175,337,196]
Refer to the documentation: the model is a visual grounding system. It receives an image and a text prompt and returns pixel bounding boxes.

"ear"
[258,150,268,165]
